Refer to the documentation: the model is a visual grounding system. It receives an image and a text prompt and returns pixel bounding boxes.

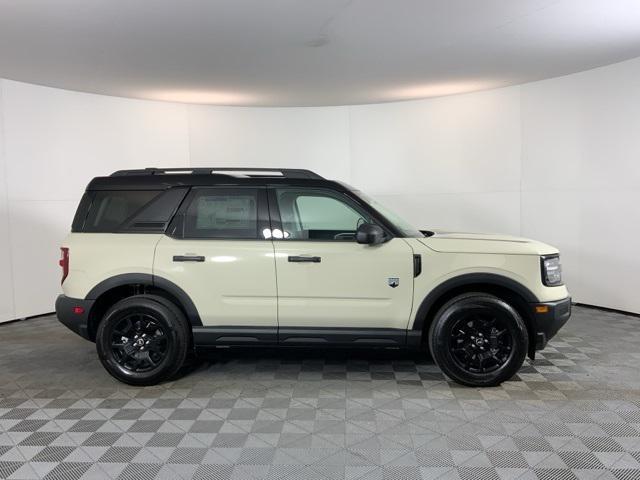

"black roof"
[88,167,347,191]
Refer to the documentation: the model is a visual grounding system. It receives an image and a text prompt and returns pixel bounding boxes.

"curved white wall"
[0,81,191,321]
[1,56,639,322]
[520,59,640,314]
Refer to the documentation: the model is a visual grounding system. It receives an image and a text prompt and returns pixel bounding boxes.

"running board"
[192,326,416,349]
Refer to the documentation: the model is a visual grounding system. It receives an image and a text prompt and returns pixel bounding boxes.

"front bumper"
[55,294,94,341]
[531,296,572,350]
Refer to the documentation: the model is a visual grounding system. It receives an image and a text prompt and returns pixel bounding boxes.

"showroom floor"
[0,306,639,480]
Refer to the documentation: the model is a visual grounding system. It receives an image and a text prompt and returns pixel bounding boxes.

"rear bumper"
[55,294,94,341]
[532,296,572,350]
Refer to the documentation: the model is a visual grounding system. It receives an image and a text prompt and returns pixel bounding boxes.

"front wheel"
[96,295,190,386]
[429,293,528,387]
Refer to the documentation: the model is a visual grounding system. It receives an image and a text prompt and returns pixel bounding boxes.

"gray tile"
[0,306,638,479]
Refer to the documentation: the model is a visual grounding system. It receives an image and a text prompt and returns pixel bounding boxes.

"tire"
[428,292,528,387]
[96,295,191,386]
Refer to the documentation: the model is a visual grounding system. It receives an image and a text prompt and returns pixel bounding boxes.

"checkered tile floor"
[1,306,640,479]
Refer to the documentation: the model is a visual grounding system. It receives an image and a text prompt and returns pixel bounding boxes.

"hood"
[417,231,559,256]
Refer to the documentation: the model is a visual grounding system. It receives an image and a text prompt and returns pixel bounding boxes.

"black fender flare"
[86,273,202,326]
[411,273,538,332]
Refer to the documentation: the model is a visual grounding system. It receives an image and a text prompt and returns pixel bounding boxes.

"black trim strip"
[278,327,406,346]
[531,296,572,350]
[406,330,422,348]
[55,295,93,341]
[85,273,152,299]
[411,273,539,331]
[193,326,277,346]
[413,254,422,277]
[192,326,412,348]
[88,176,348,191]
[85,273,203,326]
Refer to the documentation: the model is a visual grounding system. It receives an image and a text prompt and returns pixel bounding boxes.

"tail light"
[59,247,69,284]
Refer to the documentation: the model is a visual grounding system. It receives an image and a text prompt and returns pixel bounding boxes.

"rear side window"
[180,188,262,239]
[83,190,161,232]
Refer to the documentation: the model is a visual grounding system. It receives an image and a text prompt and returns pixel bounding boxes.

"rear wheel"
[96,295,190,386]
[429,293,528,387]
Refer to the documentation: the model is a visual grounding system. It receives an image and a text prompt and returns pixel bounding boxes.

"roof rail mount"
[110,167,323,180]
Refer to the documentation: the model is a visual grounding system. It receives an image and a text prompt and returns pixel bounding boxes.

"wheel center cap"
[136,339,145,347]
[475,337,484,347]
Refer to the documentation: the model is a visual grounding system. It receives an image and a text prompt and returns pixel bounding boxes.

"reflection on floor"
[0,306,639,479]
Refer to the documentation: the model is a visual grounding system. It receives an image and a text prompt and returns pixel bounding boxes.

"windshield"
[353,190,423,237]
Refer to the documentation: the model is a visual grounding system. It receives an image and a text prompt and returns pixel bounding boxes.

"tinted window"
[84,190,161,232]
[275,189,371,241]
[121,187,189,232]
[71,192,93,232]
[183,188,259,238]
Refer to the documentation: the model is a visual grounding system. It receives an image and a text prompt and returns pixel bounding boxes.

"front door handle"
[288,255,321,263]
[173,255,205,262]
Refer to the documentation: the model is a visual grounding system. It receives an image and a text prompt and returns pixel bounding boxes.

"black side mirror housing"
[356,223,385,245]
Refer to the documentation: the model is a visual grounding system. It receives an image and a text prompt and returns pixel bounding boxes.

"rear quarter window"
[83,190,162,232]
[71,192,93,232]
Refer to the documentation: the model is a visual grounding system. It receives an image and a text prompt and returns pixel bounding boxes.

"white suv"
[56,168,571,387]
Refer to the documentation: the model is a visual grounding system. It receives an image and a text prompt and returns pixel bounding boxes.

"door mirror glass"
[356,223,385,245]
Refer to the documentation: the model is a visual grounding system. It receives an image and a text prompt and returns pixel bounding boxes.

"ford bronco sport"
[56,168,571,387]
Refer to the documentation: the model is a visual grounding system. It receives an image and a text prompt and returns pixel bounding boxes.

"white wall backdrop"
[0,82,15,323]
[0,56,639,322]
[188,105,351,182]
[0,80,190,321]
[520,59,640,314]
[349,87,522,235]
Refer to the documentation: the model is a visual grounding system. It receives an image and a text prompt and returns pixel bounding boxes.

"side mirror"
[356,223,385,245]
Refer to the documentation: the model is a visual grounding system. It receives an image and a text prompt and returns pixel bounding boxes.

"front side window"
[183,188,259,239]
[275,188,372,241]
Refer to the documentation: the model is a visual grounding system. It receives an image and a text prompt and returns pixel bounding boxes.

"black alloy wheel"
[110,313,169,373]
[448,310,513,374]
[429,293,528,387]
[96,295,190,386]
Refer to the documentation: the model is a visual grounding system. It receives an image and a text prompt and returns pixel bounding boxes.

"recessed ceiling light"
[386,81,501,101]
[144,89,259,105]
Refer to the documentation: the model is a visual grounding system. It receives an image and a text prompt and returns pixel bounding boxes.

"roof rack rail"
[110,167,324,179]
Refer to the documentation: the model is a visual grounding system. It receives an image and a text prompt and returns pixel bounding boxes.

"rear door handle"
[173,255,205,262]
[288,255,321,263]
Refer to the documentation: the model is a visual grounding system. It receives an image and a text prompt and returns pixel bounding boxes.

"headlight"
[541,255,563,286]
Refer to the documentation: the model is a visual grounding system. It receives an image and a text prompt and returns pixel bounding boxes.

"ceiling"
[1,0,640,106]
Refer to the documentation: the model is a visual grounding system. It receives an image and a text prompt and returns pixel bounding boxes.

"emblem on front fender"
[388,277,399,288]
